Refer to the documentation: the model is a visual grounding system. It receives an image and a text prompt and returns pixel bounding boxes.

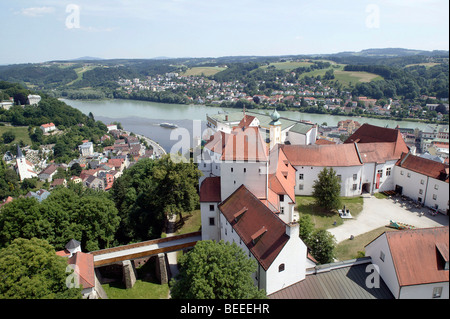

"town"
[115,60,449,123]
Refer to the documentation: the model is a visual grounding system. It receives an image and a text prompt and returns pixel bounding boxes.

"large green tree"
[312,167,341,210]
[112,155,201,243]
[0,186,120,251]
[0,238,81,299]
[170,240,266,299]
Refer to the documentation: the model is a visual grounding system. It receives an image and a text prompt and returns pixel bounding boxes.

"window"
[433,194,437,200]
[407,172,411,178]
[432,287,443,298]
[434,184,439,190]
[377,169,383,178]
[278,264,285,272]
[231,167,233,172]
[299,174,304,180]
[400,170,404,175]
[337,175,342,182]
[420,179,424,185]
[380,251,385,262]
[418,197,422,203]
[299,184,304,190]
[279,195,284,202]
[353,174,358,181]
[209,217,215,226]
[386,168,391,176]
[244,168,246,173]
[419,189,423,195]
[209,204,214,211]
[280,207,285,214]
[352,184,357,190]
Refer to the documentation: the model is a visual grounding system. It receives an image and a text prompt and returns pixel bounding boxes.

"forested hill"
[0,48,448,101]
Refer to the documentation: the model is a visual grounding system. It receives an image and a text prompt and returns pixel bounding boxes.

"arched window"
[278,263,285,272]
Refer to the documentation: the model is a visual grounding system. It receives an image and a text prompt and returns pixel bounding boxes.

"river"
[62,98,431,153]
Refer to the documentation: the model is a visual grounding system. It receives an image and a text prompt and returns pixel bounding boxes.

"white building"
[15,146,38,181]
[365,227,449,299]
[79,141,94,157]
[40,122,56,133]
[199,111,311,295]
[27,94,41,106]
[394,153,449,214]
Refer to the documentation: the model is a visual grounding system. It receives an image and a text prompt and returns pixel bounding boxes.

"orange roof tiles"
[205,127,268,162]
[384,227,449,286]
[218,185,289,270]
[68,252,95,289]
[280,144,363,167]
[396,153,449,182]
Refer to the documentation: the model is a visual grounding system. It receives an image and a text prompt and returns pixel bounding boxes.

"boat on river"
[160,122,178,129]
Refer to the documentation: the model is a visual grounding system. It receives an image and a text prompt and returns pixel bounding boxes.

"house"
[27,94,41,106]
[365,227,449,299]
[394,153,449,214]
[38,164,58,182]
[79,142,94,157]
[83,175,104,190]
[25,189,50,202]
[40,123,56,133]
[56,239,97,299]
[50,178,67,189]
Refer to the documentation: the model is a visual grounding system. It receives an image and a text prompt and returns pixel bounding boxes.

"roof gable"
[385,227,449,286]
[396,153,449,182]
[280,144,362,167]
[218,185,289,270]
[199,177,221,202]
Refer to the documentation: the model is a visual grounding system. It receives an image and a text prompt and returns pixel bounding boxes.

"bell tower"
[269,109,282,149]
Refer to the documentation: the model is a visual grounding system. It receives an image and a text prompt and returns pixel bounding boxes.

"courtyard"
[329,194,449,243]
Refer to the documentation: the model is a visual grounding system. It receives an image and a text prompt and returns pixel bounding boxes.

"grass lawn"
[174,209,202,235]
[102,280,169,299]
[0,125,32,146]
[260,61,314,71]
[296,196,363,230]
[182,67,226,77]
[335,226,398,261]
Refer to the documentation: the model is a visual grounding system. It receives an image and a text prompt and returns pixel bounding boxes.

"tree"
[308,229,336,264]
[170,240,266,299]
[312,167,341,210]
[2,131,15,144]
[0,238,81,299]
[298,214,315,245]
[112,156,201,243]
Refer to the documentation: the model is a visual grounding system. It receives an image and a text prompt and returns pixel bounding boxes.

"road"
[125,131,167,158]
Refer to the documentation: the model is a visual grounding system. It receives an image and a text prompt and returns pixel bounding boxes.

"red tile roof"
[268,147,296,209]
[218,185,289,270]
[205,126,268,162]
[345,124,409,156]
[68,252,95,289]
[357,142,405,164]
[199,177,221,202]
[396,153,449,182]
[383,227,449,286]
[280,144,363,167]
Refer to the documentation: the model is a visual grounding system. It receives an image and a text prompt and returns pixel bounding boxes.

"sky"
[0,0,449,65]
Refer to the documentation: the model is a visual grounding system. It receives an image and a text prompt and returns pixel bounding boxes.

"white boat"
[160,122,178,129]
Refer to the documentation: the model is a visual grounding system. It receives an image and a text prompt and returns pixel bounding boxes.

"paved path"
[165,215,180,278]
[329,194,449,243]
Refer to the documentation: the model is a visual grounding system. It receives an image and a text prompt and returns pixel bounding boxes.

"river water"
[62,98,430,153]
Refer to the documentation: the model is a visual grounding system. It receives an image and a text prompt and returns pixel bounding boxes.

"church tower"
[269,109,282,149]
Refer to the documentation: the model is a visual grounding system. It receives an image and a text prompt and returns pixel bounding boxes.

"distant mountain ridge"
[331,48,449,57]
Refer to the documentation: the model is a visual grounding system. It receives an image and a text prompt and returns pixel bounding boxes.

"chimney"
[225,115,228,121]
[286,221,299,238]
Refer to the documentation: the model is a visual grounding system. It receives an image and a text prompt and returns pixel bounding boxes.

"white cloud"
[20,6,55,17]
